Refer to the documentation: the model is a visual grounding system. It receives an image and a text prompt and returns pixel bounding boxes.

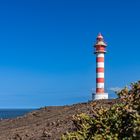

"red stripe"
[96,57,104,62]
[96,88,104,93]
[96,46,105,51]
[96,68,104,72]
[96,78,104,83]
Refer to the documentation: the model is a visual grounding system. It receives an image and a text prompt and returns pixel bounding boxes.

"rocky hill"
[0,99,120,140]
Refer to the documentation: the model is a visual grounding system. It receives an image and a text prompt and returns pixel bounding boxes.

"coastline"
[0,99,119,140]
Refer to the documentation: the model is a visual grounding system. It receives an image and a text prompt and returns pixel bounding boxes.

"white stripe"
[97,53,104,58]
[97,62,104,68]
[97,73,104,78]
[97,83,104,88]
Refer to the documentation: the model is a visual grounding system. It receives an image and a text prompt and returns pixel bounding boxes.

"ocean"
[0,109,34,119]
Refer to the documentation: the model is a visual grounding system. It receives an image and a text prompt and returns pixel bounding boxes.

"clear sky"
[0,0,140,108]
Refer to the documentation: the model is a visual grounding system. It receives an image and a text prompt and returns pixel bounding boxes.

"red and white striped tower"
[92,33,108,100]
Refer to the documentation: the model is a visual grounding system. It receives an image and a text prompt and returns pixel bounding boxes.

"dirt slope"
[0,99,120,140]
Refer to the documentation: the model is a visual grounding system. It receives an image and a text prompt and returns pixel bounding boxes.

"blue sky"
[0,0,140,108]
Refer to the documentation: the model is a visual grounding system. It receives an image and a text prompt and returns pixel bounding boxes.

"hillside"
[0,99,120,140]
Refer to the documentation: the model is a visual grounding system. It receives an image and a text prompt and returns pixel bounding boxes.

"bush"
[61,81,140,140]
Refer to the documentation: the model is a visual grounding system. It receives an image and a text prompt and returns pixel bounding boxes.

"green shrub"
[61,81,140,140]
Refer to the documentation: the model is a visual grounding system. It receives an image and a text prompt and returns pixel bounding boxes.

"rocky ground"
[0,99,120,140]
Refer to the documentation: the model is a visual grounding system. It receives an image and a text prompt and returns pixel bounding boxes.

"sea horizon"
[0,109,35,119]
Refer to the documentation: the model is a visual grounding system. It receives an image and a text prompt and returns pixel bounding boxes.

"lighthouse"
[92,33,108,100]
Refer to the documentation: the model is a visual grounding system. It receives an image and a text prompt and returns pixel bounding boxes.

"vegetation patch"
[62,81,140,140]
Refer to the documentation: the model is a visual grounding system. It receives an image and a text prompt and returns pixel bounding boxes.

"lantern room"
[94,33,107,54]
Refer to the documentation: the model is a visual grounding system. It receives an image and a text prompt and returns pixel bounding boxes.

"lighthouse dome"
[94,33,107,47]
